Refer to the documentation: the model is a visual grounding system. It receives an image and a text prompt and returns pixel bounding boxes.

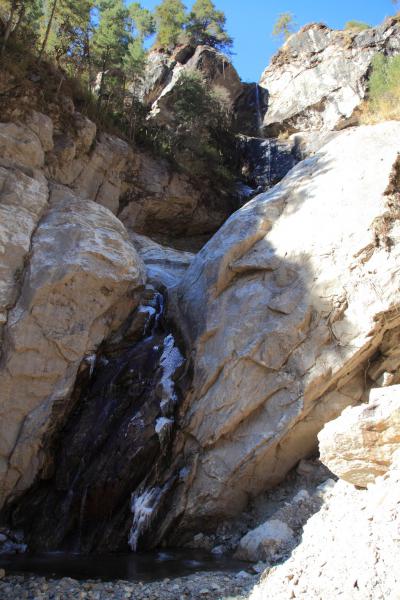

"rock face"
[164,122,400,539]
[7,285,185,553]
[260,19,400,136]
[251,401,400,600]
[0,118,148,510]
[143,45,268,137]
[0,161,48,342]
[319,386,400,487]
[0,185,144,509]
[146,45,242,126]
[237,135,301,192]
[119,152,228,241]
[131,234,194,289]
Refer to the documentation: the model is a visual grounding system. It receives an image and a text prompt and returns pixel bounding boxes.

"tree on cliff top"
[272,12,296,41]
[154,0,188,50]
[186,0,232,51]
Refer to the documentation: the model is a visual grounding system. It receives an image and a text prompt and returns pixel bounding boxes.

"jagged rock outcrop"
[0,162,145,509]
[250,398,400,600]
[162,122,400,539]
[319,385,400,487]
[260,19,400,137]
[143,45,268,137]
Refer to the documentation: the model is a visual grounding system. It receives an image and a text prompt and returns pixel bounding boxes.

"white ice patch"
[128,488,159,551]
[155,417,174,434]
[138,305,156,317]
[85,354,97,377]
[155,417,174,445]
[159,334,184,413]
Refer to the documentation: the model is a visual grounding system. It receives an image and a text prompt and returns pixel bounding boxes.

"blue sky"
[139,0,398,82]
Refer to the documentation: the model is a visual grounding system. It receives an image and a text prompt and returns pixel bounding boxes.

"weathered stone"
[0,164,48,344]
[235,519,294,562]
[46,131,132,214]
[260,19,400,136]
[0,123,44,169]
[25,111,54,152]
[0,187,144,508]
[319,386,400,487]
[164,123,400,537]
[119,151,230,240]
[131,234,193,289]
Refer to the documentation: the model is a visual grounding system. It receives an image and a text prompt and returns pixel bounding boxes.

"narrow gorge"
[0,8,400,600]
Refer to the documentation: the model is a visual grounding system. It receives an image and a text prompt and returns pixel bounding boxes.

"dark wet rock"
[5,286,186,553]
[237,135,302,192]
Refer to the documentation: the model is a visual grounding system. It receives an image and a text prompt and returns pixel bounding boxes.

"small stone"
[236,571,251,579]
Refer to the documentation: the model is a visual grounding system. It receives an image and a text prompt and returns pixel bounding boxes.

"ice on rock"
[155,417,174,434]
[155,417,174,444]
[129,488,160,551]
[85,354,97,377]
[159,334,184,414]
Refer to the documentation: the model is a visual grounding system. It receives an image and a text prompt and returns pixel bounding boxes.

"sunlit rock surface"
[0,185,144,509]
[319,385,400,487]
[165,122,400,536]
[260,19,400,136]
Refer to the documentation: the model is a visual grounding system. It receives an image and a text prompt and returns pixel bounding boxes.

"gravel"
[0,570,258,600]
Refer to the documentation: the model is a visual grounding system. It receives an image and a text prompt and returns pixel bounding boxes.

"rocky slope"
[251,387,400,600]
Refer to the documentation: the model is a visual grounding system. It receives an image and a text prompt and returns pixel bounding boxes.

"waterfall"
[254,83,263,135]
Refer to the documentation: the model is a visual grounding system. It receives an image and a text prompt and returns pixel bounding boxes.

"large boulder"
[260,19,400,136]
[319,386,400,487]
[165,122,400,538]
[0,186,144,509]
[235,519,294,563]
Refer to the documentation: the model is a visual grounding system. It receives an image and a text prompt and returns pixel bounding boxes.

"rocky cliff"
[0,16,400,599]
[260,18,400,137]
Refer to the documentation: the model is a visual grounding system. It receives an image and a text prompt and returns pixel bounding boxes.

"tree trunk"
[13,3,25,37]
[1,0,17,58]
[97,52,108,110]
[38,0,58,63]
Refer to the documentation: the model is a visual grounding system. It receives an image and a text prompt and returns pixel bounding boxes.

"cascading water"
[254,83,264,136]
[5,284,185,554]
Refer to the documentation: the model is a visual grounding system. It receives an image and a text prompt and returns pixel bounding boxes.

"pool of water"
[0,549,250,582]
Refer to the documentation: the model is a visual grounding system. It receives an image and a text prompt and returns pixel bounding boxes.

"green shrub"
[160,71,237,187]
[344,20,370,32]
[361,53,400,123]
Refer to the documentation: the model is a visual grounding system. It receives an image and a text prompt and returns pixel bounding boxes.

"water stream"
[0,550,249,582]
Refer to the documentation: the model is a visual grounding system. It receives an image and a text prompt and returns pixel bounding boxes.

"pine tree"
[1,0,42,56]
[129,2,155,41]
[154,0,187,50]
[92,0,130,108]
[43,0,94,74]
[272,12,296,41]
[187,0,232,51]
